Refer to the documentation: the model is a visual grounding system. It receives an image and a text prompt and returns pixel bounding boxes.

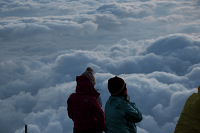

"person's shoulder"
[189,92,200,99]
[68,93,76,99]
[119,100,129,109]
[70,93,76,96]
[109,96,122,103]
[195,92,200,101]
[111,96,129,109]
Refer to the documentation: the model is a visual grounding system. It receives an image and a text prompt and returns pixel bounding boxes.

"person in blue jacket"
[105,76,143,133]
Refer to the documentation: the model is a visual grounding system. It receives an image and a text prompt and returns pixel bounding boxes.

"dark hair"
[108,76,125,95]
[113,84,127,97]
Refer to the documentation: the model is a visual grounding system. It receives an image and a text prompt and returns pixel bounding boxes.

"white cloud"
[0,22,50,41]
[95,14,121,31]
[137,126,149,133]
[96,2,155,19]
[0,19,98,41]
[197,0,200,5]
[23,107,73,133]
[1,0,200,132]
[143,34,195,55]
[15,124,41,133]
[139,115,159,133]
[139,115,176,133]
[185,67,200,88]
[32,82,76,112]
[1,35,200,132]
[1,0,199,55]
[43,121,63,133]
[157,14,184,23]
[0,1,77,17]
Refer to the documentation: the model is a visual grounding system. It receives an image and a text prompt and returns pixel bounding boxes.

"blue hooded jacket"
[105,96,143,133]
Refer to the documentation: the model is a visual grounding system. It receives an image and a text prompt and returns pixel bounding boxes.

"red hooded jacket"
[67,75,106,132]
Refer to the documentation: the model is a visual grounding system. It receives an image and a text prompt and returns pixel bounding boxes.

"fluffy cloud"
[1,0,200,133]
[94,14,121,31]
[96,2,155,19]
[1,0,199,54]
[0,19,98,41]
[15,124,41,133]
[0,33,200,133]
[0,1,77,17]
[143,34,198,55]
[139,115,176,133]
[197,0,200,5]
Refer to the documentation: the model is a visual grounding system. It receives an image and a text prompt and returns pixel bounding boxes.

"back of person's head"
[108,76,127,96]
[82,67,96,86]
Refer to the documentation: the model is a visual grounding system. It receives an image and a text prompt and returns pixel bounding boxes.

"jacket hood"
[76,75,100,98]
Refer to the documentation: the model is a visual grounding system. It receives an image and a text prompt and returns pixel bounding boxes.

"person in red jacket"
[67,67,106,133]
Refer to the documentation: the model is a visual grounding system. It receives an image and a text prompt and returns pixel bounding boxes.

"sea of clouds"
[0,0,200,133]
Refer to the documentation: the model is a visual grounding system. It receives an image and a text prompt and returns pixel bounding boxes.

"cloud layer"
[1,0,200,55]
[1,0,200,133]
[1,33,200,133]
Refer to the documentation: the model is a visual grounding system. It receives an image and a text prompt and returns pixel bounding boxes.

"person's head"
[108,76,127,97]
[82,67,96,86]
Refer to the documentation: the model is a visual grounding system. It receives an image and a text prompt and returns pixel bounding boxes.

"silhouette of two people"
[67,67,143,133]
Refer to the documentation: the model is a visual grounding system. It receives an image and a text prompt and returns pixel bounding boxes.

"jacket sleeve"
[67,94,74,120]
[124,102,143,123]
[91,97,106,132]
